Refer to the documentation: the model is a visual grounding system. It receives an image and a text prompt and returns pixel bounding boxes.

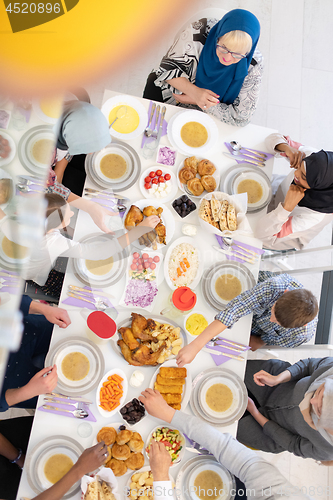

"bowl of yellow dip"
[184,311,209,338]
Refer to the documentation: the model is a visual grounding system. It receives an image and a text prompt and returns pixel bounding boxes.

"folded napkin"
[141,101,168,148]
[38,401,96,422]
[224,142,274,163]
[62,287,116,311]
[206,337,250,366]
[215,234,264,264]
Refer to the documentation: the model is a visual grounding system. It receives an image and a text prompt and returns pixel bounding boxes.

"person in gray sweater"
[237,357,333,461]
[139,388,313,500]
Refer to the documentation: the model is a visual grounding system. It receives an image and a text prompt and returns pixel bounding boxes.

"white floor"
[84,1,333,496]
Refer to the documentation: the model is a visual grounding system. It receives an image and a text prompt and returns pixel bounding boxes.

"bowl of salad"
[145,425,186,467]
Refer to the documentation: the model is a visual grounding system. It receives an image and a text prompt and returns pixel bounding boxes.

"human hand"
[186,86,220,110]
[0,135,11,159]
[75,441,109,476]
[42,305,71,328]
[25,365,58,399]
[137,215,160,230]
[89,202,119,233]
[275,143,305,169]
[148,440,172,481]
[246,397,258,415]
[139,388,175,423]
[283,184,306,212]
[253,370,280,387]
[176,342,199,367]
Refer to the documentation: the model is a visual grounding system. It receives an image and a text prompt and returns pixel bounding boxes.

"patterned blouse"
[154,18,264,127]
[44,148,72,200]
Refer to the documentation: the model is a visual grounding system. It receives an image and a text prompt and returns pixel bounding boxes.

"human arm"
[167,77,219,110]
[0,432,25,468]
[5,365,58,407]
[67,192,118,233]
[286,357,333,381]
[32,442,108,500]
[28,301,71,328]
[139,389,310,499]
[53,157,69,184]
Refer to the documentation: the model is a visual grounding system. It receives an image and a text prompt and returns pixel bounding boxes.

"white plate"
[102,95,148,141]
[123,199,175,251]
[56,344,98,388]
[92,422,133,476]
[149,359,192,411]
[145,425,186,468]
[125,465,175,492]
[96,368,128,418]
[0,232,30,266]
[231,169,271,209]
[199,375,241,420]
[93,146,133,184]
[210,267,248,306]
[0,168,14,210]
[188,462,231,500]
[170,110,219,156]
[32,97,63,124]
[18,125,55,175]
[139,166,178,203]
[164,236,203,290]
[0,131,16,168]
[176,157,220,198]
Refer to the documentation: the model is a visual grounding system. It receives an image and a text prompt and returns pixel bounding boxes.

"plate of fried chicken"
[114,312,186,366]
[123,200,175,250]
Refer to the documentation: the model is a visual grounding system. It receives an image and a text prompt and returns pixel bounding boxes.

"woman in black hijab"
[255,133,333,250]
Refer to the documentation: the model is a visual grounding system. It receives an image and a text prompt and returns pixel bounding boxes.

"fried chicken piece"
[130,313,155,341]
[118,327,140,350]
[155,222,166,245]
[147,230,158,250]
[142,206,158,217]
[138,233,151,247]
[117,340,141,366]
[145,318,157,333]
[124,205,143,229]
[132,343,166,365]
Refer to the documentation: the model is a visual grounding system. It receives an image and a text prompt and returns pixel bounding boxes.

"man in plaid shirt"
[177,272,318,367]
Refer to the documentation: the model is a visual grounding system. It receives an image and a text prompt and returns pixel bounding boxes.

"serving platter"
[72,232,129,288]
[164,236,203,290]
[220,164,272,213]
[26,435,84,498]
[201,261,256,311]
[45,336,104,397]
[149,359,192,411]
[190,367,247,427]
[85,140,141,192]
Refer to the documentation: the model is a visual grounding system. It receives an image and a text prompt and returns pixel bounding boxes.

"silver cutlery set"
[214,236,260,264]
[224,140,268,167]
[203,337,249,362]
[67,285,113,311]
[42,392,93,419]
[143,103,167,148]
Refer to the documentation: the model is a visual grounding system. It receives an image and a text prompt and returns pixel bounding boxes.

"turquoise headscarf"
[57,101,110,154]
[196,9,260,105]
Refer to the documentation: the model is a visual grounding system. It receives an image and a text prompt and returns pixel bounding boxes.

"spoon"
[230,141,267,159]
[109,106,127,130]
[42,405,89,418]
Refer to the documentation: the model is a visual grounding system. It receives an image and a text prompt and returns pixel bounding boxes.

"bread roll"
[187,177,204,196]
[201,175,216,193]
[198,160,216,176]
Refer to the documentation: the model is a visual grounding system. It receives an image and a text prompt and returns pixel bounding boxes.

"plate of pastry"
[123,199,175,250]
[93,423,145,477]
[113,312,186,366]
[177,156,220,198]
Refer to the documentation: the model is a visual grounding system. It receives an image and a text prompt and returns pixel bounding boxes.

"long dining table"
[17,91,277,500]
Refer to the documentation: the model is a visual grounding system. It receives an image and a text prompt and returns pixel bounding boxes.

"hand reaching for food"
[148,440,172,481]
[137,215,160,229]
[176,343,199,367]
[139,388,175,423]
[25,365,58,399]
[75,441,109,476]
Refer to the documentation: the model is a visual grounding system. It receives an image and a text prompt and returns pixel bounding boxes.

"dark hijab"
[297,150,333,213]
[195,9,260,104]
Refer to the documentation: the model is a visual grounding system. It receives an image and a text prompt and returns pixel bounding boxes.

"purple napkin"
[141,101,168,148]
[215,235,264,264]
[0,269,19,276]
[62,287,116,311]
[183,433,212,455]
[0,285,21,294]
[206,337,250,366]
[38,401,97,422]
[224,142,274,163]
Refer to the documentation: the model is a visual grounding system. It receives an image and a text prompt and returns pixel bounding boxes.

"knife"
[47,392,93,404]
[155,106,166,146]
[44,397,91,406]
[84,188,129,202]
[212,245,256,264]
[68,285,115,298]
[203,347,244,361]
[223,152,265,167]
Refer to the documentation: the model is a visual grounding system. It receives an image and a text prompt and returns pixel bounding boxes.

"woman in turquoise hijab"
[143,9,262,126]
[53,101,110,189]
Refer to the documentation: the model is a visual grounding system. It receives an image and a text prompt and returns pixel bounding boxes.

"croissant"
[179,167,196,184]
[187,177,204,196]
[201,175,216,193]
[198,159,216,176]
[184,156,199,172]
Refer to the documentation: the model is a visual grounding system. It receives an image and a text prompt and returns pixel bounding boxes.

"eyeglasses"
[216,44,247,60]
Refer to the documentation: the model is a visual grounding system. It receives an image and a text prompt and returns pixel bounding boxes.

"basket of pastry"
[114,312,185,366]
[198,192,251,236]
[177,156,220,198]
[94,424,145,477]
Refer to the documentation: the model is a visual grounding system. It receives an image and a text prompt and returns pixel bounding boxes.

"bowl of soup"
[188,461,236,500]
[199,376,240,420]
[231,169,272,210]
[210,269,246,306]
[93,146,132,184]
[171,110,219,156]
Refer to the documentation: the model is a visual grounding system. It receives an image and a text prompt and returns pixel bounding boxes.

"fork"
[151,105,160,139]
[144,102,156,138]
[43,398,86,409]
[67,292,109,311]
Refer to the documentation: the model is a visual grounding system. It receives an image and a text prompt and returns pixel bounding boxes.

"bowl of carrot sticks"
[96,368,128,418]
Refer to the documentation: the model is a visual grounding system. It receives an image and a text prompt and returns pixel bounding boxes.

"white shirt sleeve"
[153,481,175,500]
